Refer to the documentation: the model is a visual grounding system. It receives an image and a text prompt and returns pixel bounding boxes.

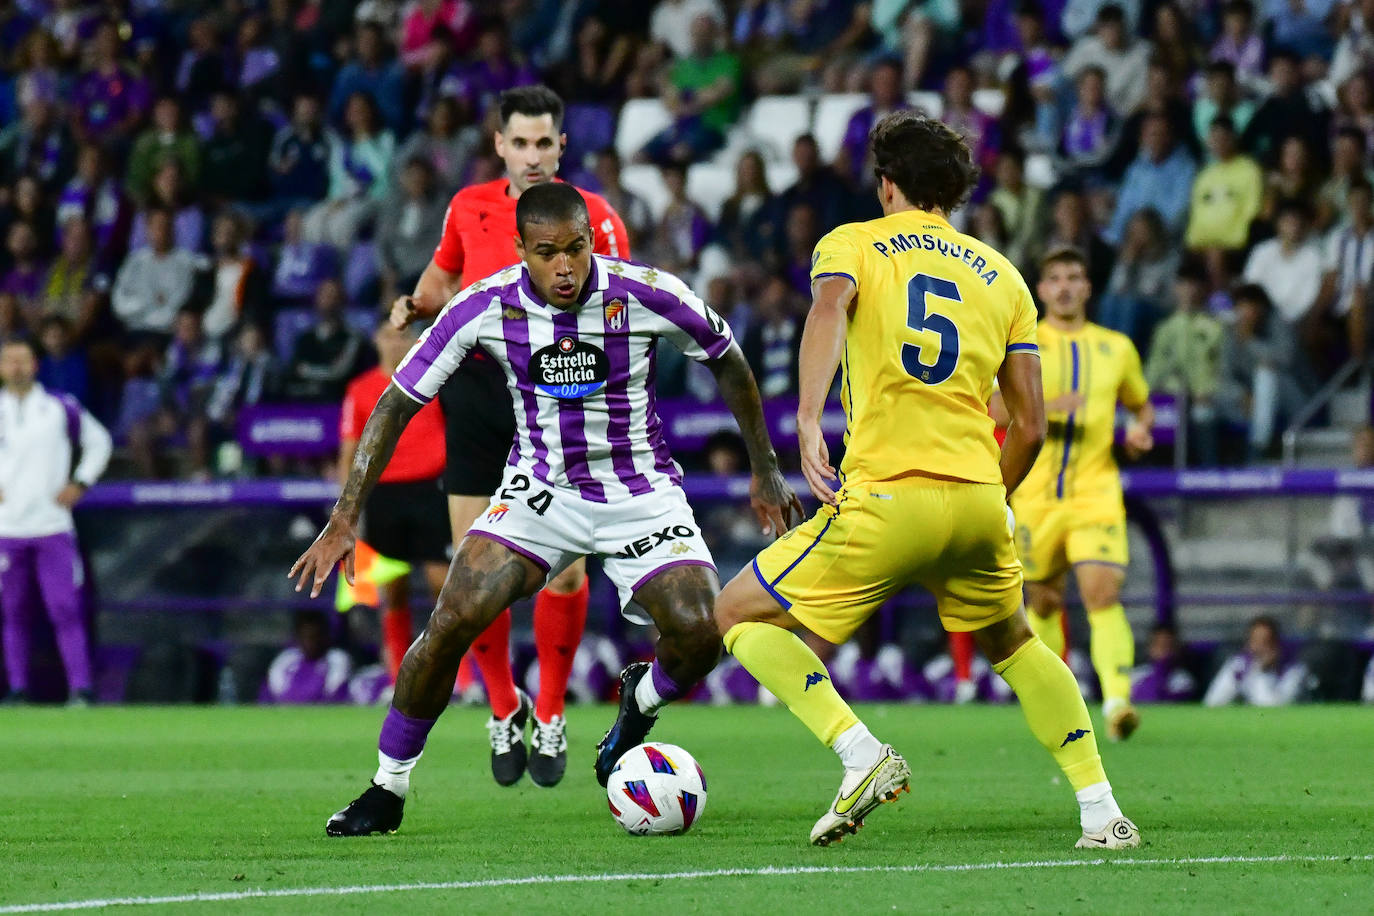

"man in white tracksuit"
[0,338,112,704]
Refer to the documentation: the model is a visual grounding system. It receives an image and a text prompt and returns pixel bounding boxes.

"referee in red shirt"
[391,85,629,788]
[340,323,451,682]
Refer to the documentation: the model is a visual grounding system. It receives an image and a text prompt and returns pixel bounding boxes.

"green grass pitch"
[2,704,1371,913]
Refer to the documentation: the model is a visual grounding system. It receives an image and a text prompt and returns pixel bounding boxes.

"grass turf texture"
[1,704,1370,913]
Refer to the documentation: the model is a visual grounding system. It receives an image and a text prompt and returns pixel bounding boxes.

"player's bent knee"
[972,612,1035,665]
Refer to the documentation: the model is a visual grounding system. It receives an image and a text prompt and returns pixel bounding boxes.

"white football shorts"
[466,466,717,622]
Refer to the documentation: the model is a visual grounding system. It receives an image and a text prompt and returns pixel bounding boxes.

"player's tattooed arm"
[289,385,422,597]
[706,342,806,537]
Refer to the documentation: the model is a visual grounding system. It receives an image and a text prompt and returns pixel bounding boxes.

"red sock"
[471,608,519,719]
[949,630,974,681]
[533,577,590,722]
[381,606,413,682]
[1060,607,1072,662]
[455,651,475,691]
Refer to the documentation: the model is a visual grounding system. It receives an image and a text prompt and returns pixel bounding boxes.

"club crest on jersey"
[605,299,626,330]
[486,503,510,523]
[530,337,610,399]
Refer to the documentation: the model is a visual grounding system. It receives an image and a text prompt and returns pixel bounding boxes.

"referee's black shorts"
[438,352,516,497]
[359,479,451,565]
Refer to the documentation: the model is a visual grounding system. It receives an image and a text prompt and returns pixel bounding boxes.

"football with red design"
[606,742,708,836]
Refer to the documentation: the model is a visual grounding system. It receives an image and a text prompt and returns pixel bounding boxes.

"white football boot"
[1076,816,1141,849]
[810,745,911,846]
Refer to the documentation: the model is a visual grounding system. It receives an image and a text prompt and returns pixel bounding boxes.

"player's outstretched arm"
[289,385,423,597]
[705,342,805,537]
[796,275,856,506]
[997,351,1048,496]
[390,260,463,329]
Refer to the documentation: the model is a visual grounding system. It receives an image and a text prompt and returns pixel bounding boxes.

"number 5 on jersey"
[903,273,961,385]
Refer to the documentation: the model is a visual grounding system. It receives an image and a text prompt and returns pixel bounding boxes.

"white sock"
[1103,697,1127,720]
[374,749,422,798]
[831,722,883,771]
[634,670,666,716]
[1075,780,1123,834]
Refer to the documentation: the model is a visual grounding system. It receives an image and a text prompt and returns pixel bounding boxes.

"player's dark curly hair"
[499,84,564,130]
[870,111,980,214]
[516,182,589,240]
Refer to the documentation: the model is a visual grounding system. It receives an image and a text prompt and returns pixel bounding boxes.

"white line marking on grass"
[4,854,1371,912]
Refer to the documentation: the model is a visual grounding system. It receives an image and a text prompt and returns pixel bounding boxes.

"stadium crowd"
[1,0,1374,477]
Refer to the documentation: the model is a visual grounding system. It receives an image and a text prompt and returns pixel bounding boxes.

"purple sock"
[378,707,437,760]
[649,659,685,703]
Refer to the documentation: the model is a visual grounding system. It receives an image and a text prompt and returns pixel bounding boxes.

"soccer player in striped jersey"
[295,183,802,836]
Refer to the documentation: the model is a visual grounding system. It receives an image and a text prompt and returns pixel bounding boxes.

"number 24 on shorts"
[903,273,961,385]
[500,473,553,516]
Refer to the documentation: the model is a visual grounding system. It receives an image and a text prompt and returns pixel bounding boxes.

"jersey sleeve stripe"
[812,271,857,285]
[390,376,428,404]
[391,290,493,401]
[1006,343,1039,353]
[629,279,733,358]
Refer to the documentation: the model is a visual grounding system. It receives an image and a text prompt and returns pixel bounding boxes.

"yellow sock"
[994,635,1107,792]
[724,622,858,746]
[1027,607,1065,657]
[1088,604,1135,706]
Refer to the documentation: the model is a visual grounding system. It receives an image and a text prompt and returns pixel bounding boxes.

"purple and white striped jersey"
[392,255,734,502]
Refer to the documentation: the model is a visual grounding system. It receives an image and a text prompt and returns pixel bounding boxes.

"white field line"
[2,854,1370,913]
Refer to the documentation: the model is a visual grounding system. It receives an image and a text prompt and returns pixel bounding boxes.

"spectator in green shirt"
[126,97,202,205]
[1146,260,1225,464]
[1185,116,1262,289]
[640,15,741,166]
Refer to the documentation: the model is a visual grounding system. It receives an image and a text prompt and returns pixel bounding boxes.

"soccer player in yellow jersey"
[714,112,1140,850]
[1002,248,1155,741]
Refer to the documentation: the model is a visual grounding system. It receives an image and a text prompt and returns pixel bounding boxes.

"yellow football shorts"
[751,477,1023,643]
[1011,498,1129,583]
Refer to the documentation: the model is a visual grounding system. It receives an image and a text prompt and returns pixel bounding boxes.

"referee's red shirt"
[432,178,630,281]
[341,367,447,483]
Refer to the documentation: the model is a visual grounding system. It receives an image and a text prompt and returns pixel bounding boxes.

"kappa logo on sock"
[804,671,828,691]
[1060,728,1091,747]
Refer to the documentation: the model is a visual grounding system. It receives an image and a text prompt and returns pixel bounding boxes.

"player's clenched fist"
[390,295,419,330]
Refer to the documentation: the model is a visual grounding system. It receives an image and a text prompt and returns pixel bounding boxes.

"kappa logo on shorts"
[614,525,696,559]
[605,298,626,330]
[486,503,510,523]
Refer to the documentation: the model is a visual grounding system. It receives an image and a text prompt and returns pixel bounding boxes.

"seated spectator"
[639,15,741,166]
[175,17,230,114]
[988,148,1046,274]
[0,94,73,190]
[871,0,962,91]
[1308,181,1374,364]
[268,93,333,215]
[1261,135,1322,226]
[778,202,821,297]
[1026,188,1115,290]
[232,12,283,107]
[969,200,1011,251]
[1185,117,1263,286]
[1192,61,1255,149]
[1217,284,1305,456]
[741,274,800,398]
[1211,0,1265,89]
[1334,73,1374,158]
[647,163,711,279]
[10,30,66,117]
[1204,616,1312,706]
[201,212,270,341]
[1242,52,1331,167]
[70,21,151,151]
[303,92,395,249]
[126,308,225,477]
[35,315,89,405]
[200,90,273,209]
[835,59,907,189]
[205,322,279,433]
[1101,57,1199,181]
[398,0,478,76]
[41,216,109,341]
[716,149,781,263]
[1062,0,1141,39]
[651,0,726,60]
[128,160,205,254]
[260,611,352,704]
[56,144,131,264]
[777,133,851,237]
[1267,0,1332,60]
[111,207,200,347]
[1061,5,1151,117]
[126,96,201,205]
[1332,0,1374,89]
[8,175,56,259]
[1131,623,1200,702]
[551,15,635,106]
[273,209,339,306]
[2,221,48,320]
[1098,207,1177,348]
[1317,129,1374,231]
[1145,260,1225,465]
[283,277,372,402]
[591,149,653,251]
[1243,199,1324,328]
[333,22,408,133]
[1106,113,1195,245]
[0,291,24,341]
[940,65,997,172]
[1150,3,1199,89]
[375,157,448,302]
[439,23,539,120]
[1060,66,1118,177]
[394,96,479,194]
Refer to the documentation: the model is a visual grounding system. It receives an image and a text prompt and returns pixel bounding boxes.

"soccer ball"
[606,742,708,836]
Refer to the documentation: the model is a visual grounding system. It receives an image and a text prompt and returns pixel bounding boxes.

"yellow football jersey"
[1017,321,1149,506]
[810,209,1039,487]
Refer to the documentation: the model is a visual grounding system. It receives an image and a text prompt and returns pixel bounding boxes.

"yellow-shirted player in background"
[713,112,1140,850]
[996,248,1154,742]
